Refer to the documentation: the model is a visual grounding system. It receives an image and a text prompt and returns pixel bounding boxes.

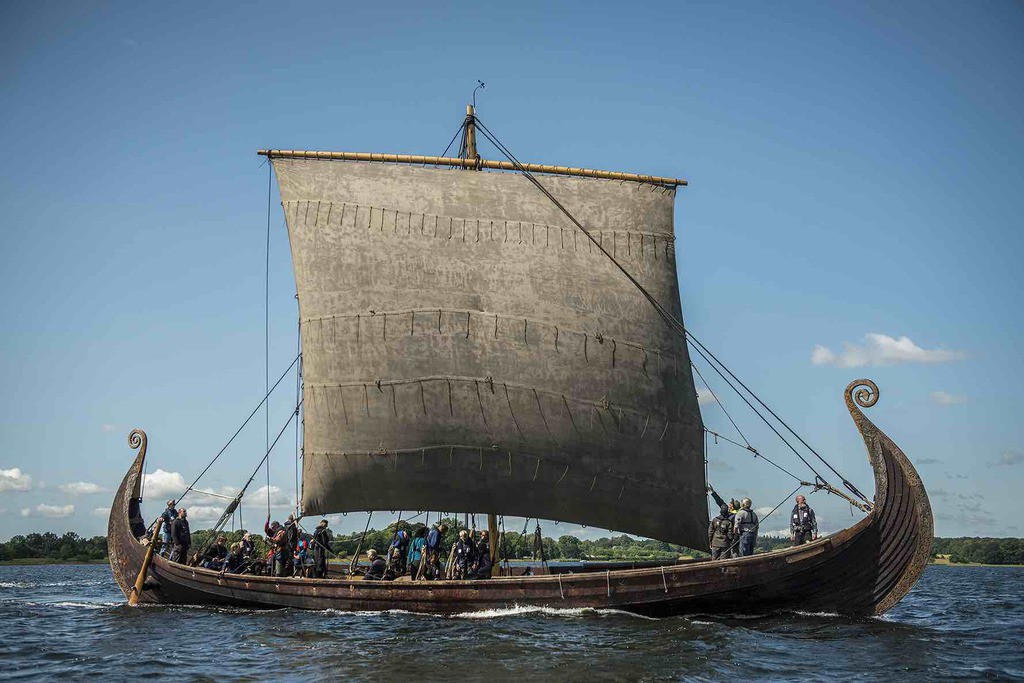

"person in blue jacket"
[407,527,427,579]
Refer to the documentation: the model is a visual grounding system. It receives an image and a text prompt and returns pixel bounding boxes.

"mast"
[467,102,499,561]
[465,104,480,168]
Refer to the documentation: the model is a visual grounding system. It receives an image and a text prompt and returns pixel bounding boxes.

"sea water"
[1,564,1021,681]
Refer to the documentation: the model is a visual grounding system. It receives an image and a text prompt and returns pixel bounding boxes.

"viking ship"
[108,104,932,616]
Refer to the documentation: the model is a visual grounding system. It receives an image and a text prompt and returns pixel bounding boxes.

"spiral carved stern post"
[845,380,934,615]
[107,429,150,601]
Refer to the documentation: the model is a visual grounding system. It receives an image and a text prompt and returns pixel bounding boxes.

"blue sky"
[1,1,1021,542]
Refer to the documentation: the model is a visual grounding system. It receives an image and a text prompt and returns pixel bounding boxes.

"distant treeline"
[932,537,1024,565]
[2,529,1021,565]
[0,532,107,562]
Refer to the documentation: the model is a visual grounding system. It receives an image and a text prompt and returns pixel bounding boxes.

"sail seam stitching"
[284,200,675,262]
[305,375,685,423]
[300,308,682,377]
[304,445,688,492]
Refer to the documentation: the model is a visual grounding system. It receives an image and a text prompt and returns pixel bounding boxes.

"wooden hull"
[108,381,933,616]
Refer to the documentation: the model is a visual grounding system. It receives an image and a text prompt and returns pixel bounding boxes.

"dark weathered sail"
[272,157,707,549]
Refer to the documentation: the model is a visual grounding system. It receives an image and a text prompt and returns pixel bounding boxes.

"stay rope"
[265,161,272,517]
[173,353,300,506]
[193,396,302,561]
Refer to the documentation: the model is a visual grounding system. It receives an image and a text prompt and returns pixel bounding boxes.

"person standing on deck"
[733,499,759,557]
[159,499,177,558]
[708,504,734,560]
[453,529,476,579]
[283,514,299,576]
[470,530,493,579]
[408,527,427,579]
[389,529,410,576]
[265,519,289,577]
[790,495,818,546]
[170,508,191,564]
[311,519,331,578]
[424,523,448,580]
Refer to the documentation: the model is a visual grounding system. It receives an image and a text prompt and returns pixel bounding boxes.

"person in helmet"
[733,498,759,557]
[708,504,734,560]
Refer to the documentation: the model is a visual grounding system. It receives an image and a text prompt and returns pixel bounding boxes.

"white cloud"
[246,484,294,509]
[92,506,110,518]
[0,467,33,492]
[696,388,718,406]
[755,506,775,518]
[101,424,117,433]
[58,481,106,495]
[811,333,966,368]
[931,391,966,406]
[991,451,1023,467]
[143,469,187,499]
[22,503,76,518]
[184,505,226,522]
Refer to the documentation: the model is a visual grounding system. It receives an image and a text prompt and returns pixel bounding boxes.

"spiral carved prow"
[128,429,147,455]
[845,379,879,412]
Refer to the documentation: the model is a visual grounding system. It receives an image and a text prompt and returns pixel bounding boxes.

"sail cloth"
[273,158,708,549]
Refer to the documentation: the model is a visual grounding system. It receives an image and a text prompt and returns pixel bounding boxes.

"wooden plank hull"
[107,380,933,616]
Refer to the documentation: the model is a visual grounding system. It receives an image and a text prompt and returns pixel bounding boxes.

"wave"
[449,604,660,620]
[0,580,107,589]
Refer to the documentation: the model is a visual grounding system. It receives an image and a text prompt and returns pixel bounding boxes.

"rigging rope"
[440,120,467,160]
[686,334,870,503]
[474,114,868,505]
[265,161,272,517]
[691,362,749,448]
[704,428,803,482]
[349,511,373,575]
[294,320,301,516]
[193,398,302,560]
[682,313,828,482]
[174,353,300,506]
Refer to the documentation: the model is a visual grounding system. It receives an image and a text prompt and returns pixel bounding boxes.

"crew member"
[733,498,759,557]
[389,529,410,576]
[201,535,229,570]
[312,519,331,578]
[265,519,289,577]
[362,548,387,580]
[453,529,476,579]
[240,532,255,559]
[283,514,300,576]
[470,530,493,579]
[224,542,245,573]
[159,499,177,558]
[425,523,448,580]
[170,508,191,564]
[790,494,818,546]
[708,504,733,560]
[408,527,427,579]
